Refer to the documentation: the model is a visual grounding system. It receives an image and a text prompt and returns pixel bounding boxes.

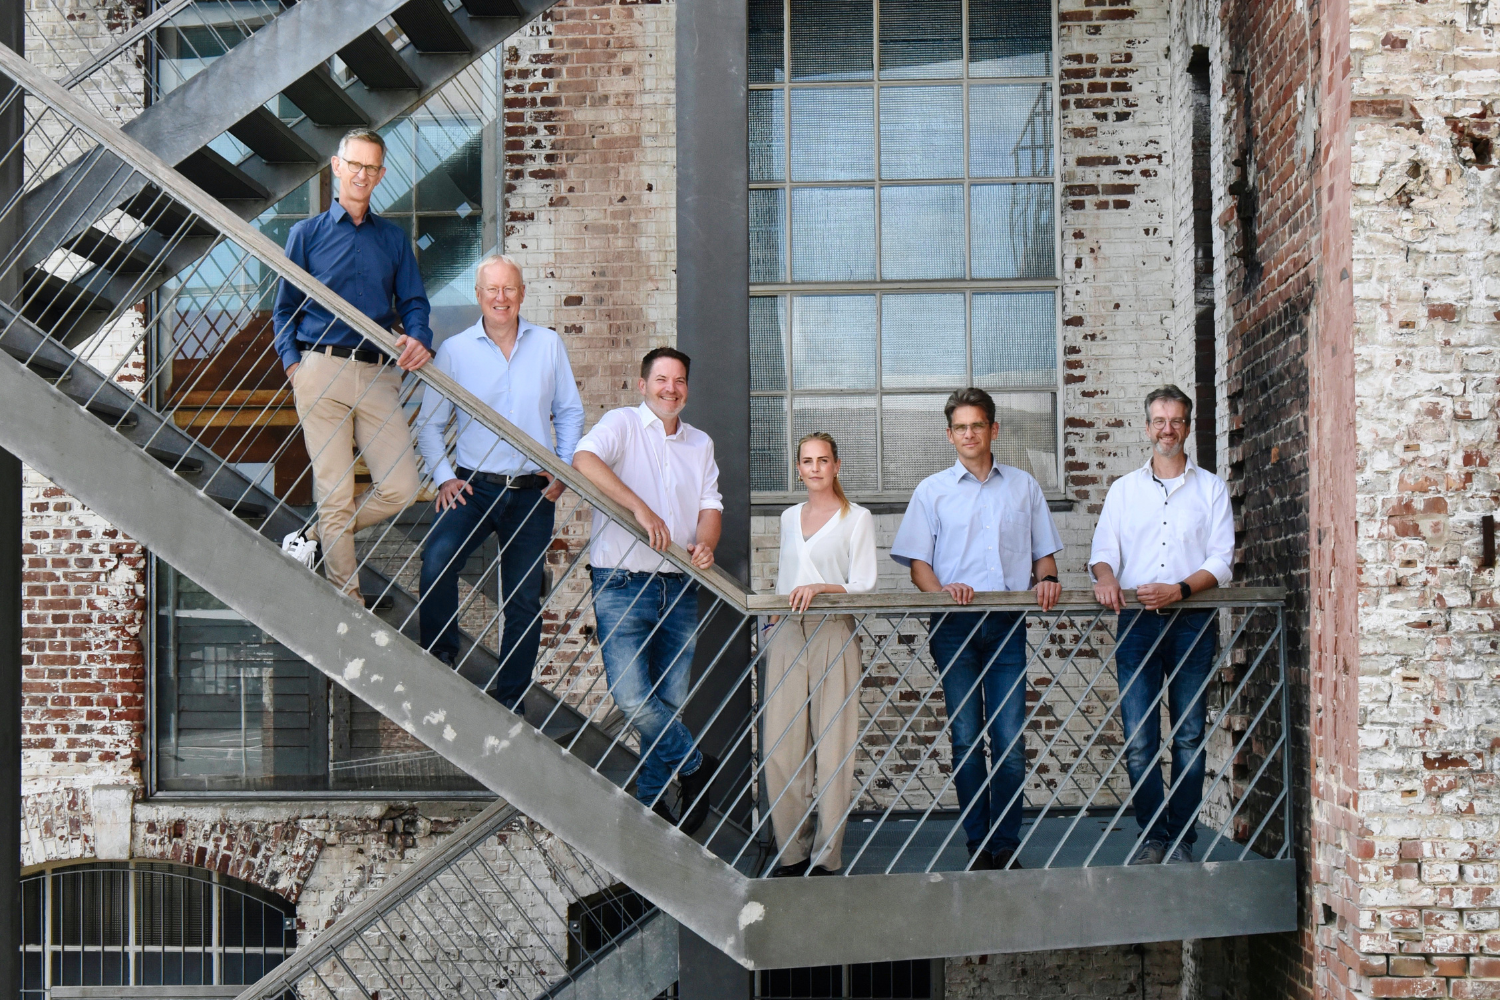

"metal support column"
[678,924,752,1000]
[0,2,24,994]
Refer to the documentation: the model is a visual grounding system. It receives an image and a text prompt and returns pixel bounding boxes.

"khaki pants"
[764,615,861,871]
[293,349,420,600]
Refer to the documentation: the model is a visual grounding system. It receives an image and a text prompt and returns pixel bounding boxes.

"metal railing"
[0,37,1290,889]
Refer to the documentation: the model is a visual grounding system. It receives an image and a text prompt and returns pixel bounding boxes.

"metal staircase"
[0,19,1297,997]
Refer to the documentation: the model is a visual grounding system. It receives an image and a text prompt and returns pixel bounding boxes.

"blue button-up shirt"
[271,202,433,370]
[414,318,585,483]
[891,459,1063,592]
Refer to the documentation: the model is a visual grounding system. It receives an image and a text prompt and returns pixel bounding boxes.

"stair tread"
[392,0,473,53]
[177,148,271,201]
[282,65,372,128]
[338,29,423,90]
[227,106,321,164]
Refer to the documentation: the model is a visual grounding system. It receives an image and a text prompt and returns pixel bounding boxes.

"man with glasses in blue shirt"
[274,128,433,608]
[892,387,1063,872]
[414,254,584,715]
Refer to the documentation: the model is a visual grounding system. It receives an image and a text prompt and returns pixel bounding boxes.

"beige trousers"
[293,350,420,599]
[764,615,861,870]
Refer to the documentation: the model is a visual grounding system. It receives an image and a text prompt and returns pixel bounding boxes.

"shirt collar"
[951,457,1002,485]
[465,318,535,349]
[328,201,378,227]
[1143,454,1198,483]
[635,402,686,440]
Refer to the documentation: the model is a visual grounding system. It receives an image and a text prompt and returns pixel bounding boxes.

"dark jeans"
[591,569,703,805]
[1114,609,1218,847]
[419,481,554,711]
[929,611,1029,854]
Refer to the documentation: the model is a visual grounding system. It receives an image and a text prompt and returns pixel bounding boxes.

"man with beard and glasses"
[572,347,722,836]
[1089,384,1234,865]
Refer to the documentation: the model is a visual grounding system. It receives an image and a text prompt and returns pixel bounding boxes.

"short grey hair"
[336,129,386,161]
[1144,384,1193,421]
[475,253,525,289]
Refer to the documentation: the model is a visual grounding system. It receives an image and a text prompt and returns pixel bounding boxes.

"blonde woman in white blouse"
[765,432,878,876]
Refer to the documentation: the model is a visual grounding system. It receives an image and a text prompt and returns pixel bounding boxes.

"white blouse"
[775,502,879,595]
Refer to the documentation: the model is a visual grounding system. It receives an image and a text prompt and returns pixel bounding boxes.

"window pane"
[970,183,1054,279]
[792,294,876,388]
[793,395,878,492]
[973,290,1055,389]
[791,187,875,281]
[882,293,965,388]
[881,185,964,280]
[751,188,787,283]
[970,0,1052,78]
[879,0,961,79]
[791,88,874,181]
[370,120,414,214]
[415,123,482,213]
[751,295,788,390]
[752,396,789,492]
[790,0,872,81]
[992,391,1058,492]
[749,0,785,83]
[970,84,1054,178]
[880,86,962,180]
[750,89,786,182]
[880,394,957,491]
[416,214,483,303]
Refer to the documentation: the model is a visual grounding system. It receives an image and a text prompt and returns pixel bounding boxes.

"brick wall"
[1346,1,1500,998]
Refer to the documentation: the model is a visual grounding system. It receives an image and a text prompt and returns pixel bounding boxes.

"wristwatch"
[1040,575,1059,584]
[1178,581,1192,600]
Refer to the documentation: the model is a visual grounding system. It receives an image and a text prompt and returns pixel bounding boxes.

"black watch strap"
[1040,574,1059,584]
[1179,581,1192,600]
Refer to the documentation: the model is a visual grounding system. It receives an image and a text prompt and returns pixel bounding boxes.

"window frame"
[748,0,1064,504]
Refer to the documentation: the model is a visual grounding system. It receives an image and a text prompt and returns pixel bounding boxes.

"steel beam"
[540,911,679,1000]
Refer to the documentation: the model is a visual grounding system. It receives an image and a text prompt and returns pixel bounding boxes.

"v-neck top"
[775,502,878,595]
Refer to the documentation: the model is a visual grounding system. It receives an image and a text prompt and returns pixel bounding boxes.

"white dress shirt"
[414,318,585,483]
[574,404,724,572]
[775,503,879,595]
[891,460,1063,592]
[1088,456,1234,589]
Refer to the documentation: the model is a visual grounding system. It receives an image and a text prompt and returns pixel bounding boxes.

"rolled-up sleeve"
[1028,478,1063,560]
[414,344,457,485]
[844,508,879,593]
[890,486,935,569]
[550,339,585,464]
[1088,485,1123,581]
[574,412,623,464]
[1199,477,1235,585]
[699,450,724,512]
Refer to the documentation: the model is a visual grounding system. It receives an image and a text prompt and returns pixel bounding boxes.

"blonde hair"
[796,432,850,516]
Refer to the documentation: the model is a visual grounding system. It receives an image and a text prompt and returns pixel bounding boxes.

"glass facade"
[748,0,1061,499]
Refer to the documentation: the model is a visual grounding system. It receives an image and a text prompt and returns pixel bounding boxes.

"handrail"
[742,586,1288,613]
[0,41,750,611]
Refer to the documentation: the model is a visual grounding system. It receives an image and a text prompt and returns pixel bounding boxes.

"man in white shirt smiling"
[1089,384,1234,866]
[572,347,723,835]
[891,387,1063,872]
[414,254,584,716]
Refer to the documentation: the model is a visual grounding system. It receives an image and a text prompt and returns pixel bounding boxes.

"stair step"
[211,493,269,520]
[458,0,523,15]
[119,187,218,240]
[227,106,321,164]
[392,0,473,53]
[2,345,73,384]
[57,228,157,275]
[83,401,138,429]
[339,29,423,90]
[282,65,372,128]
[176,147,272,202]
[146,447,205,475]
[18,270,111,335]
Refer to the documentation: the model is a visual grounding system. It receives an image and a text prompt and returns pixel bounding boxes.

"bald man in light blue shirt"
[891,387,1062,872]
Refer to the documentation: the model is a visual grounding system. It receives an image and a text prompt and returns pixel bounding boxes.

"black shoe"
[967,849,995,872]
[808,865,838,876]
[991,848,1023,870]
[770,859,809,878]
[651,801,678,826]
[432,650,457,669]
[364,594,395,611]
[677,752,718,836]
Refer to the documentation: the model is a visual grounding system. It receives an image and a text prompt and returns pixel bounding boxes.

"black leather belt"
[456,467,549,490]
[298,342,386,364]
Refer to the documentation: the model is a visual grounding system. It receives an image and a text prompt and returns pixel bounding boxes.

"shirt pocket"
[1000,510,1031,567]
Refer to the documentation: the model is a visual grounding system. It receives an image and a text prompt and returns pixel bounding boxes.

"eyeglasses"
[1149,418,1189,429]
[337,157,383,176]
[948,421,991,434]
[478,285,523,298]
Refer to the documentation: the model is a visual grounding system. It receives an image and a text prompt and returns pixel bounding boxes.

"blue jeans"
[591,569,704,805]
[1114,610,1218,847]
[419,482,555,711]
[930,611,1029,854]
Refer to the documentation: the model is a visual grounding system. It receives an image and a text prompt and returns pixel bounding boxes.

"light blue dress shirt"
[891,459,1063,592]
[414,318,585,484]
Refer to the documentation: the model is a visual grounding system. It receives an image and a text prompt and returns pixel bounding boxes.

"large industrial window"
[20,861,296,998]
[748,0,1061,501]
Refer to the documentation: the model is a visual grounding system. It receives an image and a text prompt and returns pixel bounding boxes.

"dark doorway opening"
[1189,46,1217,472]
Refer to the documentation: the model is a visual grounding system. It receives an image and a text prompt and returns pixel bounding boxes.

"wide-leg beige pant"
[764,615,861,871]
[293,350,420,600]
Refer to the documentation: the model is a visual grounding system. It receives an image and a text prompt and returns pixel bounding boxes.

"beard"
[1153,437,1185,460]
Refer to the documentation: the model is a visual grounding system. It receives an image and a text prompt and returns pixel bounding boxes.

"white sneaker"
[1128,841,1166,865]
[281,529,318,569]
